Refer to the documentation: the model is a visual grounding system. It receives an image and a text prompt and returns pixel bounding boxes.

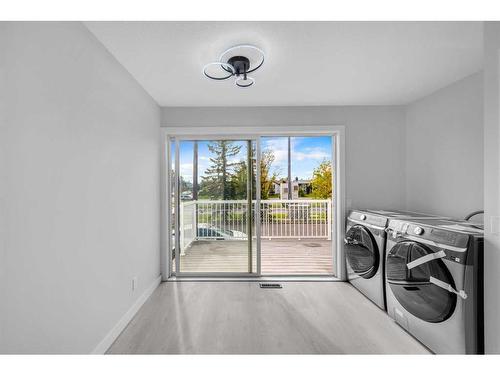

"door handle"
[407,250,446,270]
[429,276,467,299]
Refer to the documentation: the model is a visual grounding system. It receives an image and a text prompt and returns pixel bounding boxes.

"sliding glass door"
[169,134,337,277]
[171,138,257,275]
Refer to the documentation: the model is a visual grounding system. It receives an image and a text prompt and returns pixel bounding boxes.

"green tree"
[232,148,280,200]
[311,160,332,199]
[231,160,249,200]
[260,149,279,200]
[199,141,242,199]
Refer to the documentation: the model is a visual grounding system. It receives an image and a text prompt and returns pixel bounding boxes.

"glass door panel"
[260,136,335,275]
[173,139,257,274]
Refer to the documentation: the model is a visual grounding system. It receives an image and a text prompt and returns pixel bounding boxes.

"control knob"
[414,227,424,235]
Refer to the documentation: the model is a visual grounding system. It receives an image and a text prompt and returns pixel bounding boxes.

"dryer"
[385,218,484,354]
[344,210,447,310]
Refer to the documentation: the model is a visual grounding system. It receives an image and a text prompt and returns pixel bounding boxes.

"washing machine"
[385,218,484,354]
[344,210,447,310]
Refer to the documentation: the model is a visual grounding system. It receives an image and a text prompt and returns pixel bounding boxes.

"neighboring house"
[275,178,312,199]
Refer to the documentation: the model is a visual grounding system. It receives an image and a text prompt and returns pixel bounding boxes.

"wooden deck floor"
[173,239,333,274]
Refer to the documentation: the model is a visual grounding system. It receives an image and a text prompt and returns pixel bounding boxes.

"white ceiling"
[85,21,483,107]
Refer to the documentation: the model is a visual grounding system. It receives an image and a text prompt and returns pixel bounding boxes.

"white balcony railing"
[179,199,332,254]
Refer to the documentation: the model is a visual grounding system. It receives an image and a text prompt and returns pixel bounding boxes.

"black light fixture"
[203,44,265,88]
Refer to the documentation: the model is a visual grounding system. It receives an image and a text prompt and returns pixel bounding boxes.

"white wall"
[0,22,161,353]
[0,21,487,353]
[404,72,483,218]
[162,106,407,211]
[483,22,500,354]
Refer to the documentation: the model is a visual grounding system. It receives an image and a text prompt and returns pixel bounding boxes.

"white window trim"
[160,124,346,280]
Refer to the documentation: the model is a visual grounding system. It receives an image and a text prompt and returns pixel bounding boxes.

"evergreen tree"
[199,141,242,199]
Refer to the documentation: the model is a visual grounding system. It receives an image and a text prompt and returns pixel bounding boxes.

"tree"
[311,160,332,199]
[260,149,279,200]
[231,159,249,200]
[199,141,242,199]
[200,141,280,200]
[231,148,280,200]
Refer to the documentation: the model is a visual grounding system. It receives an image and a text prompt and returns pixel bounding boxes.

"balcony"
[173,199,334,275]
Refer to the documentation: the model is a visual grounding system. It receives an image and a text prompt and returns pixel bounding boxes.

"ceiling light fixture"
[203,44,265,88]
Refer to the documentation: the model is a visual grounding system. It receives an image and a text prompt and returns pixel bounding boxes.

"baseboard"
[91,275,162,354]
[168,276,340,282]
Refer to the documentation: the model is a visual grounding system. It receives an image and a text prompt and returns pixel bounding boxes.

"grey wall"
[162,106,407,211]
[404,72,483,218]
[0,22,161,353]
[483,22,500,354]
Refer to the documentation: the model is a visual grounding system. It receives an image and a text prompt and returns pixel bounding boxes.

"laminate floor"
[107,281,430,354]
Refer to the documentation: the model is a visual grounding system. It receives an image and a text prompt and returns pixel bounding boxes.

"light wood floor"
[107,281,430,354]
[175,239,333,274]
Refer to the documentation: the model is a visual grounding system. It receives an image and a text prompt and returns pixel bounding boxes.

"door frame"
[160,125,346,280]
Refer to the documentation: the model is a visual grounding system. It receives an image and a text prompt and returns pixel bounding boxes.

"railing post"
[180,202,185,255]
[327,200,332,241]
[192,201,197,242]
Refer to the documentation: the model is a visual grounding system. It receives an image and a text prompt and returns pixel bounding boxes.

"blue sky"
[263,136,333,181]
[174,136,332,183]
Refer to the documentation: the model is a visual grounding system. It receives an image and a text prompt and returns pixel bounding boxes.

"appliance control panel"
[348,210,387,227]
[388,220,470,248]
[413,226,424,235]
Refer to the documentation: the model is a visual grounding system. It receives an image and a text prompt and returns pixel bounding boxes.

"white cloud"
[293,147,330,161]
[262,138,330,162]
[262,137,288,163]
[180,163,192,171]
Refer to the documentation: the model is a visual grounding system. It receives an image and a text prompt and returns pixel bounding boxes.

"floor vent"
[259,283,283,289]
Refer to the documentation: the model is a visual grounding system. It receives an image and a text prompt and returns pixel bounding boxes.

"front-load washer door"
[345,225,379,279]
[386,241,457,323]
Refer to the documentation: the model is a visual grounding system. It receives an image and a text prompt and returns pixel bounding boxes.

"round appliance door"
[386,241,457,323]
[345,225,379,279]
